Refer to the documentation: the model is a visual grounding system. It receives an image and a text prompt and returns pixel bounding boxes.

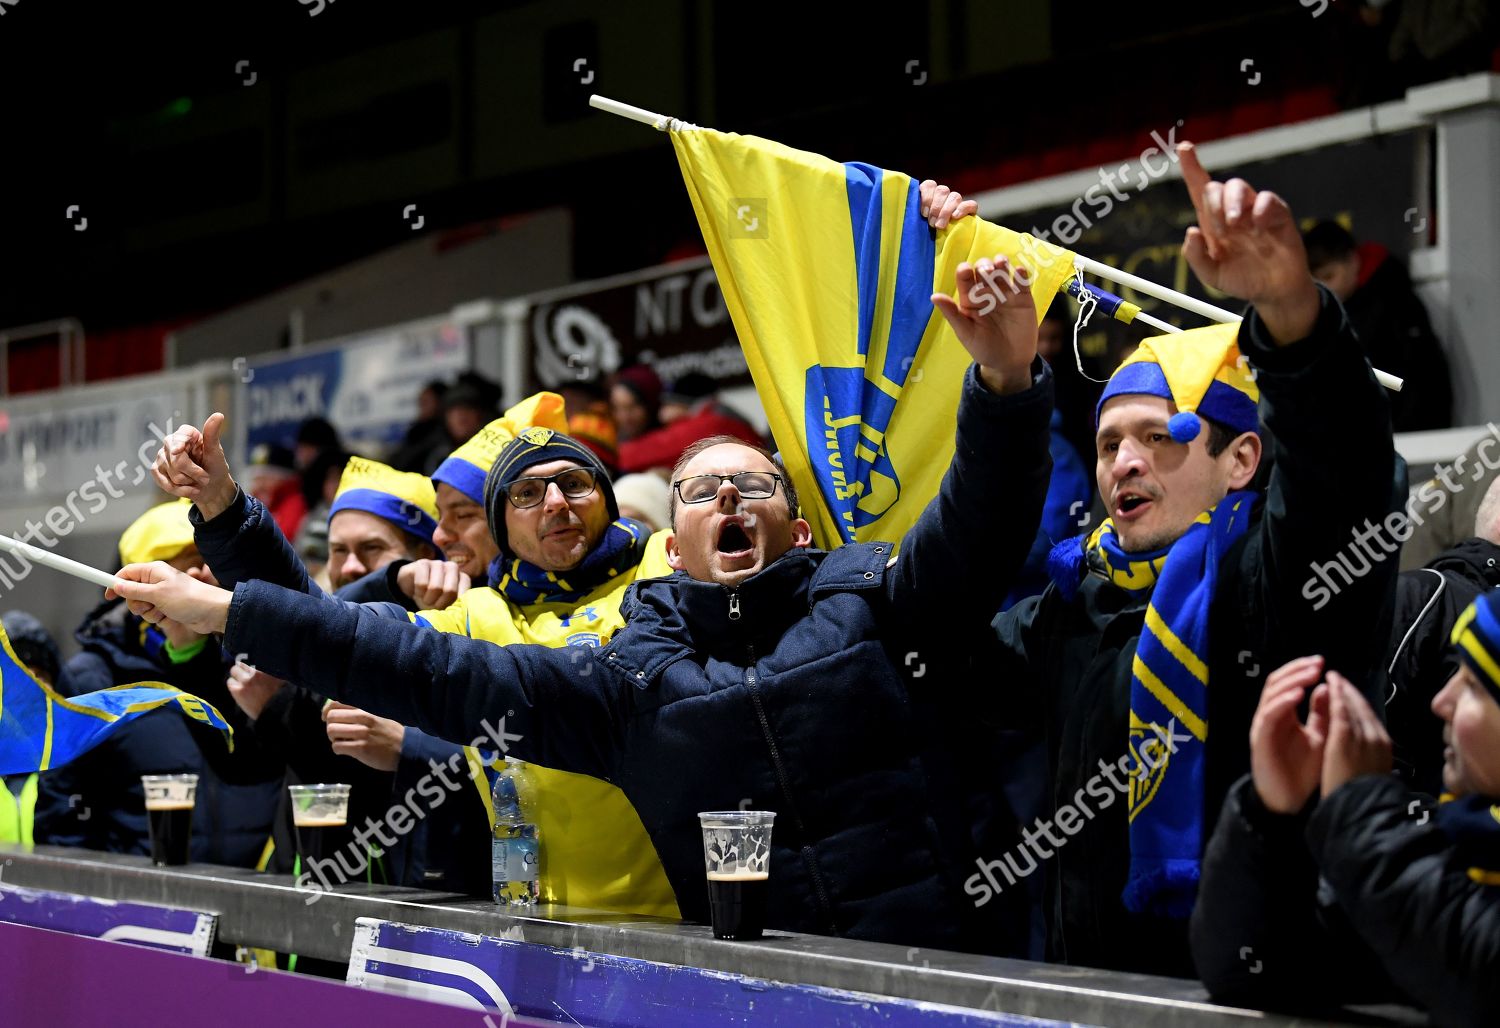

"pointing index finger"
[1177,142,1211,210]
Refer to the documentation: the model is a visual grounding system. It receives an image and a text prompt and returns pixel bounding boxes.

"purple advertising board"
[0,882,216,955]
[0,919,549,1027]
[348,917,1076,1027]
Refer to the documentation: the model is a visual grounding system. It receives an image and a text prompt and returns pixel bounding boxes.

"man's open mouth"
[1115,492,1152,519]
[717,519,753,556]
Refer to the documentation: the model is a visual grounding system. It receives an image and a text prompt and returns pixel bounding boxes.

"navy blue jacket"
[33,600,281,866]
[222,363,1054,949]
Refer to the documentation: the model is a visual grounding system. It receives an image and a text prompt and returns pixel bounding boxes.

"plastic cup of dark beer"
[142,774,197,867]
[698,811,775,941]
[288,783,351,868]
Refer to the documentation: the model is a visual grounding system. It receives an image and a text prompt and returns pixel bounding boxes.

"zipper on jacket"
[742,642,836,931]
[727,592,742,621]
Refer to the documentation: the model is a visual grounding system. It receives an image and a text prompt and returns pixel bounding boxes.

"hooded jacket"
[220,362,1054,950]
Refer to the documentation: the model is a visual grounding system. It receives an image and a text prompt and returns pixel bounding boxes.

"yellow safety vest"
[0,774,38,846]
[414,531,681,918]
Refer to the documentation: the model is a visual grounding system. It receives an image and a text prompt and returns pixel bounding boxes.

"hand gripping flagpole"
[0,532,118,589]
[588,94,1403,392]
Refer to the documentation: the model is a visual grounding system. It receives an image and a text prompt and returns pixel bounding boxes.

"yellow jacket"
[413,531,680,917]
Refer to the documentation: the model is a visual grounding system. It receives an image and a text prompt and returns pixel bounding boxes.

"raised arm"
[108,566,626,783]
[885,254,1054,634]
[152,413,325,597]
[1176,144,1399,704]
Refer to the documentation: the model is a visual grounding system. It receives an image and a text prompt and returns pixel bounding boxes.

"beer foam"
[293,815,348,827]
[144,799,194,811]
[706,870,769,881]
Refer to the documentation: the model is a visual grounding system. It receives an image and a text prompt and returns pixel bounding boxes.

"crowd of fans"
[3,144,1497,1025]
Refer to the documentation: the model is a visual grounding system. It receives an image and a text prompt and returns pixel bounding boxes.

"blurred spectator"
[1304,221,1452,431]
[1388,0,1495,86]
[32,500,280,866]
[610,365,664,442]
[560,378,620,473]
[618,372,763,474]
[391,379,450,473]
[293,417,341,471]
[0,611,61,846]
[292,447,351,579]
[246,443,308,542]
[558,377,608,423]
[421,375,501,474]
[1339,1,1495,106]
[613,473,671,533]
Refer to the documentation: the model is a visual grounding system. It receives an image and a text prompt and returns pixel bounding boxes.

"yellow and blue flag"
[671,128,1077,550]
[0,624,233,775]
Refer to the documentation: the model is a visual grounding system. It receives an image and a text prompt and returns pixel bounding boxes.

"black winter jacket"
[1193,774,1500,1027]
[220,363,1054,951]
[985,289,1402,975]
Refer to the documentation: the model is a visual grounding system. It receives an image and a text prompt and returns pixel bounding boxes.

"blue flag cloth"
[0,625,233,775]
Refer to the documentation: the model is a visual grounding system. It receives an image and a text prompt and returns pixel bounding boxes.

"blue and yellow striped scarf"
[488,518,650,607]
[1049,490,1257,917]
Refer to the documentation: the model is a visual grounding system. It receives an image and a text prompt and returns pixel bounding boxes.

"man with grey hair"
[1386,473,1500,793]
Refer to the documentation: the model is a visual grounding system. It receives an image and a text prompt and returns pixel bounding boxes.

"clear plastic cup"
[698,810,775,940]
[142,774,198,866]
[288,783,351,867]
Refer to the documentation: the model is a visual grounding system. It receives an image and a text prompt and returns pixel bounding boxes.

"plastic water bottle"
[491,759,540,908]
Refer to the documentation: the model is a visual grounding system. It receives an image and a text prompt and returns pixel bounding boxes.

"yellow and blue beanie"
[1452,592,1500,706]
[432,392,570,504]
[1096,323,1260,443]
[329,457,439,545]
[119,498,196,567]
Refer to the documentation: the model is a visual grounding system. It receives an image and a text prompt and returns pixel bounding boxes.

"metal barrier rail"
[0,844,1423,1027]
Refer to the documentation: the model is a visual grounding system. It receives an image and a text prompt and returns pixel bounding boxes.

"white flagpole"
[1074,256,1402,390]
[1073,254,1239,324]
[0,533,118,589]
[588,94,1403,392]
[588,95,696,132]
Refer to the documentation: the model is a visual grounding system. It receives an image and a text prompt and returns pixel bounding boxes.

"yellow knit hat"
[330,457,440,543]
[118,498,196,567]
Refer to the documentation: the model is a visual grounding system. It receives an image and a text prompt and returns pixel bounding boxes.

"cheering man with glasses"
[111,251,1054,953]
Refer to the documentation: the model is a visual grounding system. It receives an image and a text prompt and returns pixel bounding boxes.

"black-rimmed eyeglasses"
[672,472,782,505]
[506,468,600,509]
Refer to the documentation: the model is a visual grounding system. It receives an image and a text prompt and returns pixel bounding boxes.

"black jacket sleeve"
[1237,286,1402,706]
[223,580,625,781]
[191,488,325,597]
[336,561,419,611]
[1191,775,1390,1010]
[1309,774,1500,1026]
[885,360,1054,639]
